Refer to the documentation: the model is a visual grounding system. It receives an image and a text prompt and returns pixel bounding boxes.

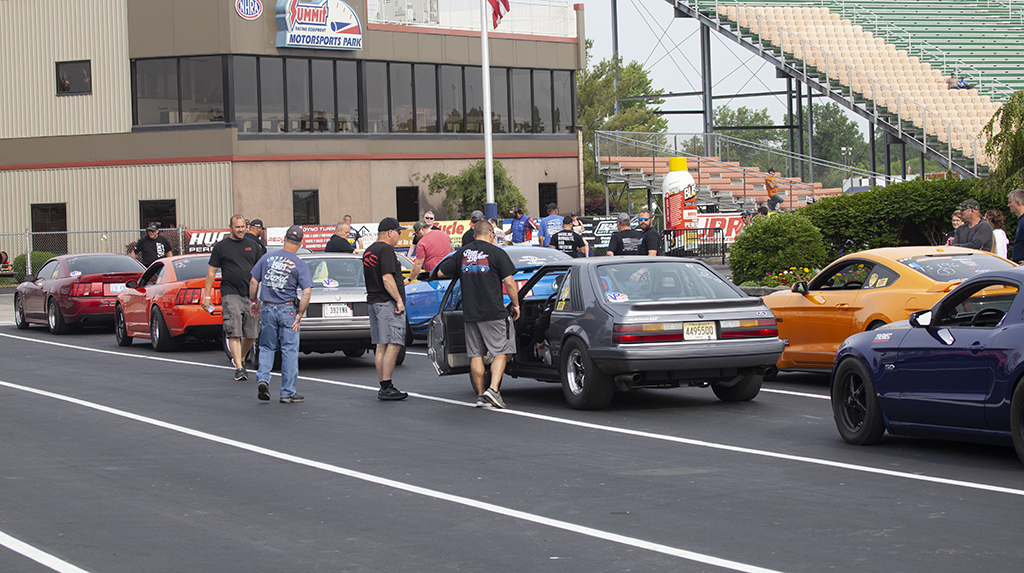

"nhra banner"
[276,0,363,50]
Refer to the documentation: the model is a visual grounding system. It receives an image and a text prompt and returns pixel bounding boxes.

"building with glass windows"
[0,0,583,236]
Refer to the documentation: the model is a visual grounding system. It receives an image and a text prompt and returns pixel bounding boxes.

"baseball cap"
[412,221,428,233]
[510,206,523,215]
[470,210,485,223]
[285,225,304,243]
[249,218,264,228]
[146,222,159,231]
[378,217,405,232]
[741,210,751,217]
[616,213,631,224]
[958,199,981,211]
[562,215,574,225]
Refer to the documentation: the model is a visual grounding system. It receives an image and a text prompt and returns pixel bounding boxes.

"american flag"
[488,0,510,29]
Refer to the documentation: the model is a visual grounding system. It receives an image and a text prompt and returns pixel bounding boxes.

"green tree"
[714,105,782,147]
[415,159,528,218]
[982,90,1024,190]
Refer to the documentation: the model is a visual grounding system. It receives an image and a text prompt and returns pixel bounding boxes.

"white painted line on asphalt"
[761,388,829,400]
[0,379,782,573]
[0,530,92,573]
[2,332,1021,497]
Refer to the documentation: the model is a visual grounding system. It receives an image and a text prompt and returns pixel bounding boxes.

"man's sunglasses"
[638,217,650,222]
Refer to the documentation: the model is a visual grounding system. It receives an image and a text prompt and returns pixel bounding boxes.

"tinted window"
[36,260,59,281]
[287,59,310,132]
[553,70,573,133]
[810,260,875,290]
[898,254,1015,282]
[336,60,359,132]
[465,66,483,133]
[136,58,178,124]
[511,69,532,133]
[390,63,413,132]
[440,65,463,133]
[934,281,1019,328]
[233,56,258,133]
[171,256,212,281]
[415,64,437,133]
[597,262,742,302]
[532,70,551,134]
[490,67,509,133]
[306,257,365,288]
[364,62,388,133]
[56,60,92,95]
[260,58,284,132]
[311,59,335,132]
[505,248,571,268]
[66,255,143,276]
[180,56,224,122]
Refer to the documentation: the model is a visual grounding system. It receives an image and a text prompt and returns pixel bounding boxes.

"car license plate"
[683,321,716,341]
[323,303,352,318]
[108,283,126,294]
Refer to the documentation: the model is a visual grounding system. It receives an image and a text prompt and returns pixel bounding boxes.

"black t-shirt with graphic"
[639,228,662,255]
[551,230,585,258]
[436,240,516,322]
[208,235,263,297]
[134,235,172,267]
[607,229,644,256]
[362,241,405,304]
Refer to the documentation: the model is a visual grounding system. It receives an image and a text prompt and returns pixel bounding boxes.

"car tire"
[343,348,366,358]
[396,346,406,366]
[866,320,887,331]
[14,294,28,330]
[712,372,763,402]
[114,305,132,346]
[150,307,179,352]
[831,358,885,445]
[47,298,70,334]
[223,331,260,368]
[560,337,614,410]
[1010,380,1024,465]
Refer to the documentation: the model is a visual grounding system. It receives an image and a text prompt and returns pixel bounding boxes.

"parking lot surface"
[2,320,1024,572]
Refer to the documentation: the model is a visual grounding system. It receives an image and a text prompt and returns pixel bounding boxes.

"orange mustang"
[114,254,224,351]
[763,246,1015,375]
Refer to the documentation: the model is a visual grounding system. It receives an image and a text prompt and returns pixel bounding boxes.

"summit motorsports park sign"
[276,0,363,50]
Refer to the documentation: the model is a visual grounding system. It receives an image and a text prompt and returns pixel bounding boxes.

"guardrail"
[663,227,727,265]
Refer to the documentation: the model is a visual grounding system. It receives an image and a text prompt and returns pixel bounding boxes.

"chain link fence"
[0,228,185,286]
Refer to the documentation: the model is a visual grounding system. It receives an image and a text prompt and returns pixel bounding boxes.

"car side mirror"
[417,271,429,282]
[24,274,35,283]
[909,310,932,328]
[792,281,809,294]
[125,280,138,289]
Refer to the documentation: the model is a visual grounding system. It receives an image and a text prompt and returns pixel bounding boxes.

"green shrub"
[729,214,828,285]
[11,252,56,283]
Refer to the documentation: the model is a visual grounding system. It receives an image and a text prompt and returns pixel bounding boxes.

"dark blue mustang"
[831,266,1024,464]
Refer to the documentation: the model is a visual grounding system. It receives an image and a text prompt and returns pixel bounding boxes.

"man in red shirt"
[405,220,452,283]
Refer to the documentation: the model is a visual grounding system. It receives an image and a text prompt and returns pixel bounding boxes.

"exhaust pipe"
[614,373,642,390]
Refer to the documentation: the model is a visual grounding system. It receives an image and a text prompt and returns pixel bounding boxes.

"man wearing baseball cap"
[462,210,485,246]
[508,206,538,245]
[246,218,267,256]
[363,218,409,401]
[134,222,174,267]
[606,213,643,256]
[249,225,313,403]
[951,198,994,252]
[407,219,452,284]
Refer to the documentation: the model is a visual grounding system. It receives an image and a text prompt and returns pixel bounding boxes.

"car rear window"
[897,254,1014,281]
[596,261,741,303]
[171,257,211,281]
[65,255,143,276]
[506,248,572,268]
[305,257,365,288]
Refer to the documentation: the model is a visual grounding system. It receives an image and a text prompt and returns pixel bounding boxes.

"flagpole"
[481,0,497,222]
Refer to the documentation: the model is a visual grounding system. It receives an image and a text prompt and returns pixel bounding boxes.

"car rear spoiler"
[77,272,142,283]
[628,298,765,312]
[925,281,962,293]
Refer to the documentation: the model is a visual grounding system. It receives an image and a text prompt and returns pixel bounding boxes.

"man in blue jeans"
[249,225,313,403]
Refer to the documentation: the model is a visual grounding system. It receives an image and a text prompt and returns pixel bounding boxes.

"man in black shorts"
[550,215,589,257]
[134,222,173,267]
[436,220,520,409]
[362,217,409,401]
[202,215,263,381]
[606,213,643,256]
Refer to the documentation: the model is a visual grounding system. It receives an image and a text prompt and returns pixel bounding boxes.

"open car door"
[427,279,471,376]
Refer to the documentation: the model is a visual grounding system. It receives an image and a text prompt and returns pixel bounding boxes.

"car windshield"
[505,247,572,268]
[305,257,365,289]
[65,255,143,276]
[596,261,741,303]
[170,256,211,281]
[897,254,1014,282]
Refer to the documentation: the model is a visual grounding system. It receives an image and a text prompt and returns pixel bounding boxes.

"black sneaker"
[234,367,247,381]
[475,395,492,408]
[257,381,270,401]
[280,394,304,403]
[378,385,408,401]
[483,388,506,409]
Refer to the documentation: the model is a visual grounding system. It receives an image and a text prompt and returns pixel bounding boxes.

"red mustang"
[115,254,224,351]
[15,253,144,333]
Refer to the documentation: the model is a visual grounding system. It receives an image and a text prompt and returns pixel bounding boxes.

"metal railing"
[366,0,576,37]
[663,227,727,265]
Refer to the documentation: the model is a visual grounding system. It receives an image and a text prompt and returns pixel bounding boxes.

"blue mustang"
[404,246,571,339]
[831,266,1024,464]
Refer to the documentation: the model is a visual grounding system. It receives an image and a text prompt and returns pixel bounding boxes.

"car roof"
[540,256,706,266]
[298,252,362,259]
[840,246,1001,264]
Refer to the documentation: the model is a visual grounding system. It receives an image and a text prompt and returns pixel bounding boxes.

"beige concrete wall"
[0,0,132,139]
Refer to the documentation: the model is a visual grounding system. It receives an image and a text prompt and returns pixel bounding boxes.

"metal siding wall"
[0,0,131,139]
[0,163,233,232]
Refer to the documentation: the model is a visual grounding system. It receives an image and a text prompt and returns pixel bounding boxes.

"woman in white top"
[986,209,1008,258]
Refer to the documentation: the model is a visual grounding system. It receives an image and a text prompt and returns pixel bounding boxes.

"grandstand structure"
[655,0,1019,180]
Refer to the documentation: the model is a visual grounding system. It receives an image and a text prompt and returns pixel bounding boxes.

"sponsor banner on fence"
[185,229,231,253]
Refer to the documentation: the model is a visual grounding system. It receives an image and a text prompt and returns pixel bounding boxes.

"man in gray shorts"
[361,217,409,401]
[436,220,520,408]
[202,215,263,381]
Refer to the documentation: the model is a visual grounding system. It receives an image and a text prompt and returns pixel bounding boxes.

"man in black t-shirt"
[134,223,173,267]
[637,210,661,256]
[461,210,484,246]
[325,222,355,253]
[246,219,267,256]
[606,213,644,256]
[202,215,263,381]
[436,220,520,409]
[550,215,589,258]
[362,217,409,401]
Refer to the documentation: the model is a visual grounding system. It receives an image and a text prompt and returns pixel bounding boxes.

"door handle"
[835,303,850,310]
[968,343,986,353]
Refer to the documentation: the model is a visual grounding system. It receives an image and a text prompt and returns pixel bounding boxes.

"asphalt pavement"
[2,322,1024,572]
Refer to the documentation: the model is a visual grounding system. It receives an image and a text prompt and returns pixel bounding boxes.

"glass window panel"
[286,58,310,132]
[532,70,551,134]
[293,190,320,225]
[180,56,224,123]
[311,59,335,132]
[135,58,178,125]
[553,70,574,134]
[336,60,360,132]
[364,61,388,133]
[390,63,413,133]
[490,67,509,134]
[56,60,91,95]
[465,66,483,134]
[260,58,284,132]
[233,56,258,133]
[414,64,437,133]
[440,65,463,133]
[511,69,531,133]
